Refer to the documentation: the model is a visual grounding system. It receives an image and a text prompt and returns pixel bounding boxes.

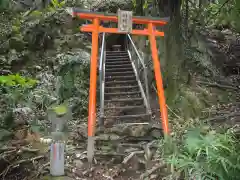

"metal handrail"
[127,35,151,114]
[99,32,106,126]
[127,35,146,68]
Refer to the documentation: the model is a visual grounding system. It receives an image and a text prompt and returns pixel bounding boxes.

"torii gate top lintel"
[71,8,169,36]
[71,8,169,24]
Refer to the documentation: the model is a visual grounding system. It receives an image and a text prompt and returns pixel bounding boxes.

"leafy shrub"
[0,74,37,128]
[0,74,37,88]
[0,74,37,105]
[161,128,240,180]
[53,51,90,117]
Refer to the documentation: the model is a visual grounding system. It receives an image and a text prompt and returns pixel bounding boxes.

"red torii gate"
[70,8,170,161]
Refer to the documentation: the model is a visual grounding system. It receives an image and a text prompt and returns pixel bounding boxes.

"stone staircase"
[103,50,151,126]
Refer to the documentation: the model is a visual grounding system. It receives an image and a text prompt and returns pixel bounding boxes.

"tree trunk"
[159,0,184,105]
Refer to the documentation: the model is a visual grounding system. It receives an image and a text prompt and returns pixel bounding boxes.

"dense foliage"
[159,127,240,179]
[0,0,91,136]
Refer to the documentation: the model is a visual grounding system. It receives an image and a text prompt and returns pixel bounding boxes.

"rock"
[34,65,42,70]
[150,174,158,179]
[0,69,11,75]
[221,29,232,35]
[7,49,19,64]
[13,107,34,126]
[73,159,84,169]
[96,134,120,141]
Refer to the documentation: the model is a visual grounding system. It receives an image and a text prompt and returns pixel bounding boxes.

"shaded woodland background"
[0,0,240,179]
